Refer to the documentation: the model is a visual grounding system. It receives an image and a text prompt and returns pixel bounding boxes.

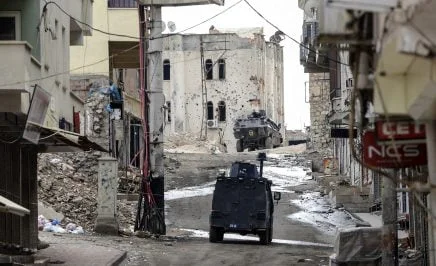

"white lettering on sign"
[368,144,421,159]
[381,122,425,137]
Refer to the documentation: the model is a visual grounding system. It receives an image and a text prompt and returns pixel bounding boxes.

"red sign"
[376,121,425,141]
[363,131,427,168]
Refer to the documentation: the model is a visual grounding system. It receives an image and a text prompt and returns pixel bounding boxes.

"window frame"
[207,101,214,120]
[218,59,226,80]
[205,59,213,80]
[0,11,21,41]
[163,59,171,81]
[218,101,226,122]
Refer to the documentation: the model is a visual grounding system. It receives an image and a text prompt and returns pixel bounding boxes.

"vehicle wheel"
[236,140,243,152]
[265,137,273,149]
[209,227,219,243]
[268,226,273,243]
[259,229,269,245]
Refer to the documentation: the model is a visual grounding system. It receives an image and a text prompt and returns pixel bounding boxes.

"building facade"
[162,28,285,152]
[0,0,94,252]
[70,0,143,167]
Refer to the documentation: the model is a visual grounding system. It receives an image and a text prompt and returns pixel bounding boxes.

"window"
[0,12,21,41]
[218,59,226,80]
[166,101,171,122]
[306,24,312,39]
[163,59,170,80]
[207,101,214,120]
[218,101,226,121]
[108,0,137,8]
[205,59,213,80]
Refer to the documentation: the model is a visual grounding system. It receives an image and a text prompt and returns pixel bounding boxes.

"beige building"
[162,29,285,152]
[0,0,92,133]
[0,0,95,252]
[70,1,285,154]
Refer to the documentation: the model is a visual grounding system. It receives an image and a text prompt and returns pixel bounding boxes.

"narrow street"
[39,147,360,265]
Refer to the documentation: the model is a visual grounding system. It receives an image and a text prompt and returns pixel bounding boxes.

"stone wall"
[307,72,333,158]
[84,84,111,152]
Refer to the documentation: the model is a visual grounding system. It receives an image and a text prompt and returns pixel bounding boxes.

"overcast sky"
[162,0,310,130]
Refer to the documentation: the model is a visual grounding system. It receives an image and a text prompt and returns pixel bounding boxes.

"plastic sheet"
[334,227,382,262]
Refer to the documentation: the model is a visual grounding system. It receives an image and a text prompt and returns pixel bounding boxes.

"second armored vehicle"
[233,110,283,152]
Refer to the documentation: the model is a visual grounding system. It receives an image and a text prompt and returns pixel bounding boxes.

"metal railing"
[108,0,137,8]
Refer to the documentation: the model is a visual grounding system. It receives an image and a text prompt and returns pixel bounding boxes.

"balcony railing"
[108,0,137,8]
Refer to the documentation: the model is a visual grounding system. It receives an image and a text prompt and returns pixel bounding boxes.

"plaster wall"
[162,33,284,152]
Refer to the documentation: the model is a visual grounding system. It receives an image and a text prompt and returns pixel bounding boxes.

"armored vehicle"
[209,153,281,245]
[233,110,283,152]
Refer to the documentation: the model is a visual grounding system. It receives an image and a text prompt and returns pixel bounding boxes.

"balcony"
[0,41,41,113]
[108,0,138,8]
[300,20,329,73]
[70,0,93,45]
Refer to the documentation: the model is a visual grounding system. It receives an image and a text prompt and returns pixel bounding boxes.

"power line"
[43,0,243,41]
[0,44,140,88]
[242,0,349,67]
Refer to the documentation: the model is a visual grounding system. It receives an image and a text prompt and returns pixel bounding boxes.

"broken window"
[166,101,171,122]
[218,101,226,122]
[218,59,226,80]
[0,12,20,40]
[205,59,213,80]
[163,59,170,80]
[207,101,214,120]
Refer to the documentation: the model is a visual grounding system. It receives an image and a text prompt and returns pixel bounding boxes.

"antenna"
[167,21,176,32]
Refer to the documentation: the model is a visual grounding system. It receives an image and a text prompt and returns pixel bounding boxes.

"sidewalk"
[36,232,127,266]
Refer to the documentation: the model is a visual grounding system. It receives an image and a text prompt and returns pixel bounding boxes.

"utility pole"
[381,169,398,265]
[425,121,436,266]
[136,0,224,236]
[200,36,207,139]
[147,6,166,235]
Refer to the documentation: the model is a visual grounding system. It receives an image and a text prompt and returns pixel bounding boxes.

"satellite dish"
[167,21,176,32]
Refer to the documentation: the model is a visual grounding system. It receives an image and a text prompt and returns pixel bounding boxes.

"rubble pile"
[37,152,141,233]
[164,132,224,154]
[38,152,101,231]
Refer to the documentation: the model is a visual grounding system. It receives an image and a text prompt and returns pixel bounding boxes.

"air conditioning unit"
[207,119,219,128]
[318,1,354,43]
[327,0,398,13]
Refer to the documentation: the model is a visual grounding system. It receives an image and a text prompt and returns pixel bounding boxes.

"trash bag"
[72,226,84,234]
[51,225,67,234]
[66,223,77,232]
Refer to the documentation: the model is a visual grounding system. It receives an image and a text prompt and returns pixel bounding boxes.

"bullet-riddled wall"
[162,32,285,152]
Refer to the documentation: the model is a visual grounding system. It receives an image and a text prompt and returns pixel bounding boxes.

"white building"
[162,28,285,152]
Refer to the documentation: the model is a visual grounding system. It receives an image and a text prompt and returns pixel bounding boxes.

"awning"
[36,125,108,153]
[0,195,30,216]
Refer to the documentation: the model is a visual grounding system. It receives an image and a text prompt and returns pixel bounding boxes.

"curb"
[108,250,127,266]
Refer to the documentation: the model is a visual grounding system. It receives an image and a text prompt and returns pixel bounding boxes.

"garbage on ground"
[38,215,85,234]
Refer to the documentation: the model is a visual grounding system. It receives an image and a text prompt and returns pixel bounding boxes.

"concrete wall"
[0,0,91,129]
[70,0,138,76]
[162,33,285,152]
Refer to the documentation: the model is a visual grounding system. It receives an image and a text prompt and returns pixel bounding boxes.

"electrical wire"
[242,0,349,67]
[0,44,140,88]
[42,0,243,41]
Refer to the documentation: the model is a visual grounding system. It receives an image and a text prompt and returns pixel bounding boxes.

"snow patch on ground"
[165,181,216,201]
[288,192,358,235]
[165,166,310,200]
[180,228,333,248]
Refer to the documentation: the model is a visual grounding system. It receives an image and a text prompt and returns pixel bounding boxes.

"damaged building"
[162,27,285,152]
